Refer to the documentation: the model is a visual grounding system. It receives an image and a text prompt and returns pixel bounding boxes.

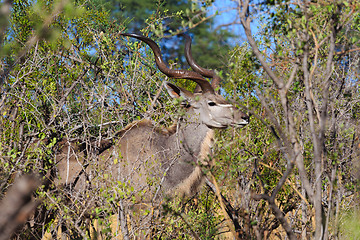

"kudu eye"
[208,101,217,106]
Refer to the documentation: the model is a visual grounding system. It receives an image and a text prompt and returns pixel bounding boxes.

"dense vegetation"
[0,0,359,239]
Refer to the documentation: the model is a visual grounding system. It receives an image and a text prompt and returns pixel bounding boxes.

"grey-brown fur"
[54,34,249,208]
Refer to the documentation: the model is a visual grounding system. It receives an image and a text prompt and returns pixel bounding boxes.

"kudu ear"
[164,82,194,101]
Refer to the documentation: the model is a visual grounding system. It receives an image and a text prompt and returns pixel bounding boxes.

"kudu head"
[120,33,249,129]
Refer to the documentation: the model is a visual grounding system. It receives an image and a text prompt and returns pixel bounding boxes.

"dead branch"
[0,175,41,240]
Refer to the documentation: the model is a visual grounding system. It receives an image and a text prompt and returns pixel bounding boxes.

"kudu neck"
[174,107,214,162]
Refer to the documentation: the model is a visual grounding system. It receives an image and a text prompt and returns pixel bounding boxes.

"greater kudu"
[54,33,249,211]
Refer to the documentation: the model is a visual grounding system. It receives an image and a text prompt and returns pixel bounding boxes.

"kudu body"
[54,34,249,208]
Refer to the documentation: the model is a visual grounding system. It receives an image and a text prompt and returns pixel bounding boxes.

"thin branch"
[270,162,294,200]
[0,175,41,240]
[208,174,241,240]
[251,192,296,240]
[205,177,249,238]
[284,64,299,92]
[239,0,284,89]
[259,161,308,205]
[231,99,285,149]
[320,18,337,144]
[309,29,321,122]
[48,70,88,126]
[118,199,130,240]
[0,0,68,84]
[213,20,241,32]
[335,47,360,55]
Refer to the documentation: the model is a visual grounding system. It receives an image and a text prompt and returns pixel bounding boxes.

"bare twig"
[0,0,68,84]
[252,191,296,240]
[118,198,130,240]
[239,0,284,89]
[259,161,309,205]
[208,174,240,240]
[47,70,88,126]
